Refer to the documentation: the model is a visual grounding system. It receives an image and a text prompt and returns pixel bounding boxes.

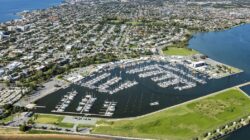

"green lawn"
[225,64,242,74]
[0,127,22,134]
[126,21,143,25]
[93,88,250,140]
[1,115,14,123]
[78,124,95,128]
[57,122,74,128]
[27,130,65,134]
[34,114,73,128]
[34,114,64,124]
[163,47,198,56]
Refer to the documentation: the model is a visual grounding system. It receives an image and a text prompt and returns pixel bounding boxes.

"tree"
[27,119,34,125]
[3,80,10,87]
[19,123,27,132]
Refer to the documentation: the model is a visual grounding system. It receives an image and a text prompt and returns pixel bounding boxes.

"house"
[0,31,4,40]
[16,25,30,32]
[65,45,73,51]
[35,65,46,71]
[0,108,3,115]
[0,34,3,40]
[6,61,22,71]
[0,68,4,76]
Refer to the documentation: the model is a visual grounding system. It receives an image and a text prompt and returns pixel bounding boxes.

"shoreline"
[217,125,250,140]
[0,0,64,23]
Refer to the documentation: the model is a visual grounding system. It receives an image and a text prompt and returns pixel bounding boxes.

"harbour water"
[240,84,250,96]
[219,125,250,140]
[0,0,63,23]
[34,61,246,118]
[189,24,250,140]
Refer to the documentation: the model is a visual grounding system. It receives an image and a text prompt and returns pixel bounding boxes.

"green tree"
[19,123,27,132]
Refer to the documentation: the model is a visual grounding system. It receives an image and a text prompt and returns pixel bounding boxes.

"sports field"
[93,88,250,140]
[163,47,198,56]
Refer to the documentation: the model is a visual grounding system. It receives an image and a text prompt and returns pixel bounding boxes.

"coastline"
[0,0,64,23]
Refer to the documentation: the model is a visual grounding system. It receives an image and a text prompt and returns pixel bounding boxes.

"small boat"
[150,101,159,106]
[76,106,83,112]
[79,102,85,106]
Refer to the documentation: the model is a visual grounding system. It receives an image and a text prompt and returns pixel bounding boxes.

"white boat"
[79,102,85,105]
[150,101,159,106]
[105,112,114,116]
[76,106,83,112]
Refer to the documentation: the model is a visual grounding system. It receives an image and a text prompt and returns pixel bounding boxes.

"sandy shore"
[0,134,109,140]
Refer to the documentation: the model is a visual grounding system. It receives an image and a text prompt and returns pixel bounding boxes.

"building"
[7,26,16,31]
[192,61,206,68]
[16,25,30,32]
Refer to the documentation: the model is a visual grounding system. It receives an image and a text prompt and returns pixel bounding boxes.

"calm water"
[240,84,250,96]
[219,125,250,140]
[189,24,250,76]
[0,0,62,23]
[189,24,250,140]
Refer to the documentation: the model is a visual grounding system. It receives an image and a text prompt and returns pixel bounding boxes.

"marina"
[52,90,78,113]
[76,94,97,113]
[34,56,244,118]
[100,101,117,117]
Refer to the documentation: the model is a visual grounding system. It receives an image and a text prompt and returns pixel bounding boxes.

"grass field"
[34,114,74,128]
[93,88,250,140]
[1,115,14,123]
[0,128,23,134]
[163,47,198,56]
[35,114,64,124]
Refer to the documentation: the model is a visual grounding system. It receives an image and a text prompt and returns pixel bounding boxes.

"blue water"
[189,24,250,140]
[0,0,63,23]
[189,24,250,76]
[220,125,250,140]
[240,84,250,96]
